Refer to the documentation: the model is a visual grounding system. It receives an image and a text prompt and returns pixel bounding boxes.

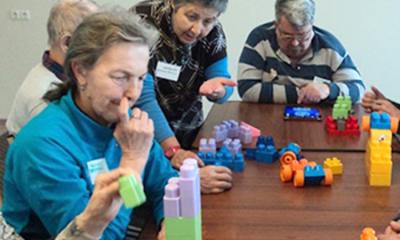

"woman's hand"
[75,168,135,237]
[171,149,204,169]
[114,97,154,173]
[199,77,236,100]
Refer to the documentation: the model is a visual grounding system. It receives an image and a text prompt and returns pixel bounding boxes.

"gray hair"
[44,7,159,101]
[275,0,315,27]
[47,0,98,47]
[173,0,228,14]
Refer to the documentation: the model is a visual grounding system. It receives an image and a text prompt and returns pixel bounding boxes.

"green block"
[165,215,202,240]
[119,175,146,208]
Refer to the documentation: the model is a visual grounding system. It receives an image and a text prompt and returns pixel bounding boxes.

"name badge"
[87,158,109,184]
[155,61,181,81]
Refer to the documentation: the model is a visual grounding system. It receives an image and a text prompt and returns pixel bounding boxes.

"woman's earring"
[79,83,87,92]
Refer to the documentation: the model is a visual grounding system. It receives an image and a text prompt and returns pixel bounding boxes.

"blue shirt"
[3,91,178,239]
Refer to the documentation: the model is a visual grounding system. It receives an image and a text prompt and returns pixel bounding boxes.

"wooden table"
[194,102,370,152]
[141,152,400,240]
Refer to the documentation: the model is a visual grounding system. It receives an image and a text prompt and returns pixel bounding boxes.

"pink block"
[241,121,261,137]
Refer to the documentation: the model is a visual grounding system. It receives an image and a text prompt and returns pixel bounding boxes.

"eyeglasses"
[277,27,314,43]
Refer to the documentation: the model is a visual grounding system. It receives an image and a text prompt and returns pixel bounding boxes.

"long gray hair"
[173,0,228,14]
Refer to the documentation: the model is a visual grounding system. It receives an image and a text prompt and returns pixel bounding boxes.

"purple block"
[239,126,253,144]
[163,183,181,217]
[199,138,217,154]
[168,177,180,185]
[213,125,228,142]
[223,120,240,138]
[179,164,201,217]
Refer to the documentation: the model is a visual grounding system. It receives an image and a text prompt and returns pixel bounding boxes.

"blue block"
[279,142,301,159]
[256,136,275,147]
[370,112,391,130]
[198,146,245,172]
[245,137,279,164]
[303,165,325,186]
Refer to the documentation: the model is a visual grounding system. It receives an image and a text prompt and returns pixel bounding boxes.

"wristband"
[164,146,181,158]
[119,175,146,208]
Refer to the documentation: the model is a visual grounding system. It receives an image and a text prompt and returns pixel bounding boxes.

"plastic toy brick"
[238,125,253,144]
[325,115,360,135]
[332,95,352,120]
[240,121,261,138]
[119,175,146,208]
[223,138,242,155]
[164,159,202,240]
[199,138,216,154]
[213,124,228,142]
[246,136,278,163]
[279,142,302,165]
[198,146,245,172]
[280,158,310,182]
[360,227,377,240]
[324,157,343,175]
[362,112,399,132]
[222,120,240,138]
[294,164,333,187]
[362,112,398,186]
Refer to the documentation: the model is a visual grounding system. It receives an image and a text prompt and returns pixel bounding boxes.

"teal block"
[166,215,202,240]
[119,175,146,208]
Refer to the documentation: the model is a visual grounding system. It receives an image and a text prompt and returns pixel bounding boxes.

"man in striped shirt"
[238,0,365,104]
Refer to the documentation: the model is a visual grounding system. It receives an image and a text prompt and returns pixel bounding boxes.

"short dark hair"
[173,0,228,14]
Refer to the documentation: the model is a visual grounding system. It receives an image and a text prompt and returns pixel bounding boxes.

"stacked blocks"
[325,95,360,135]
[279,142,333,187]
[223,138,242,155]
[324,157,343,175]
[119,175,146,208]
[246,136,279,163]
[362,112,398,186]
[212,120,259,144]
[198,138,216,154]
[240,121,261,138]
[164,159,202,240]
[198,145,245,172]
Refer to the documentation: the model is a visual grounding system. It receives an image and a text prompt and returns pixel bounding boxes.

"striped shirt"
[238,22,365,104]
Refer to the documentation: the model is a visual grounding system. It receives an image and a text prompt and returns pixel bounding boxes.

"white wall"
[1,0,399,118]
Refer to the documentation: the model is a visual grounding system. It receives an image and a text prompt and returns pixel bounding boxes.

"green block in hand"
[119,175,146,208]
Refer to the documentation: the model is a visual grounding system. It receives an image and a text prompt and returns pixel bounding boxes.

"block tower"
[362,112,398,186]
[325,95,360,135]
[164,158,202,240]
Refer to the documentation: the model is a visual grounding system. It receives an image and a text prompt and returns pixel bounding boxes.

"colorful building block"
[223,138,242,155]
[324,157,343,175]
[164,159,202,240]
[199,138,216,154]
[240,121,261,138]
[246,136,279,163]
[212,120,259,144]
[198,145,245,172]
[325,95,361,136]
[362,112,399,186]
[360,227,377,240]
[279,142,302,165]
[119,175,146,208]
[293,165,333,187]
